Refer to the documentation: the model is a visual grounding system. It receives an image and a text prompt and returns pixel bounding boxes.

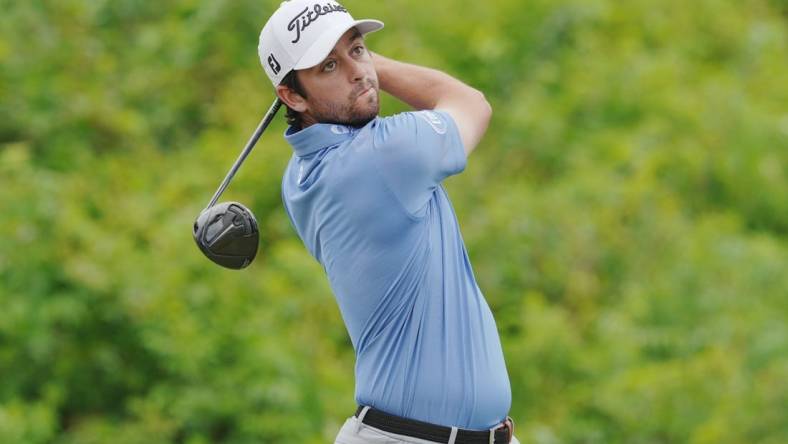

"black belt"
[354,405,514,444]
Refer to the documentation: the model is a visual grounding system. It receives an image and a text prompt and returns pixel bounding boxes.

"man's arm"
[371,52,492,156]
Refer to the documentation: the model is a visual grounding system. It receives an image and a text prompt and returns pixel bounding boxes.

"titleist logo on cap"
[288,2,348,43]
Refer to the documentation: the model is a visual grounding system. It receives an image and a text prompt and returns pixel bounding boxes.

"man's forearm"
[371,52,480,111]
[371,52,492,154]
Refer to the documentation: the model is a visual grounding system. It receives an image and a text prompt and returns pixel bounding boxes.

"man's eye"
[322,60,337,71]
[353,45,365,55]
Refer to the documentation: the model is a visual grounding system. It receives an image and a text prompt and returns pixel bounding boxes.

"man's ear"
[276,84,308,113]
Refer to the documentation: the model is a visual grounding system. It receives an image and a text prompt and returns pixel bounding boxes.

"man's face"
[281,28,379,128]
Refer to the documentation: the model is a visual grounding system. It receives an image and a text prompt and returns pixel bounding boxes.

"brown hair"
[280,70,307,129]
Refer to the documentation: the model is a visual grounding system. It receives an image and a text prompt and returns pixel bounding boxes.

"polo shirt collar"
[285,123,356,157]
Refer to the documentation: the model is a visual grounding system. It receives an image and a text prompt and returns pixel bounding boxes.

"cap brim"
[293,19,384,70]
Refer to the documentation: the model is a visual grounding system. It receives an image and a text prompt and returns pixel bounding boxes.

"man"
[258,1,518,443]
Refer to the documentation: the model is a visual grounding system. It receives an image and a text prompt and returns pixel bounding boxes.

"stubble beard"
[310,82,380,128]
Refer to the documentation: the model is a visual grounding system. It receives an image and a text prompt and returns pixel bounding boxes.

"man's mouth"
[354,84,376,100]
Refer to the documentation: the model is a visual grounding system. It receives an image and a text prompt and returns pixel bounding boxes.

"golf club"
[193,98,282,269]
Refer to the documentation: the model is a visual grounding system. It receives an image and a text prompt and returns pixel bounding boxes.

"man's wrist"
[371,52,395,90]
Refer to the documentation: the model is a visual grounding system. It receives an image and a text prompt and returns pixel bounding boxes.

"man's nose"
[348,59,366,83]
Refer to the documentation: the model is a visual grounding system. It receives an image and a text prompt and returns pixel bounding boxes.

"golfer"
[259,2,518,443]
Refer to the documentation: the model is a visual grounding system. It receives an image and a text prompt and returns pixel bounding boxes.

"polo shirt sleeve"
[372,110,467,215]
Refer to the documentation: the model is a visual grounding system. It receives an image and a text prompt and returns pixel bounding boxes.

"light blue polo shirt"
[281,110,511,430]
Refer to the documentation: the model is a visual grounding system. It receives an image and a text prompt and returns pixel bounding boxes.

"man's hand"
[371,52,492,156]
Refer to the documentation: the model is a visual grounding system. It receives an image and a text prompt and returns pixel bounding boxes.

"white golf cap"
[258,0,384,86]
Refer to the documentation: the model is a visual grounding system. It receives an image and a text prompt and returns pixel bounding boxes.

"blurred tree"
[1,0,786,442]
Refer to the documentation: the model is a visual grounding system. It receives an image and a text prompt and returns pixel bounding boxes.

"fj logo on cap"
[267,54,281,75]
[287,2,349,43]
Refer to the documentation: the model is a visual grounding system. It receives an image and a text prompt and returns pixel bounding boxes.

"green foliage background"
[1,0,786,442]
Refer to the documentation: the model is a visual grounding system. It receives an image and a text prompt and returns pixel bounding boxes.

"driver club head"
[193,201,259,269]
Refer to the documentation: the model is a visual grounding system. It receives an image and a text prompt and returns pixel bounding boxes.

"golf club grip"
[205,98,283,210]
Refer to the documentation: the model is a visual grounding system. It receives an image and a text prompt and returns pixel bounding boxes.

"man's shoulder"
[372,110,458,145]
[375,110,452,130]
[365,111,463,171]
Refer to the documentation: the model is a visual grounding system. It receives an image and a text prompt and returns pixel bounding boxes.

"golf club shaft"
[205,98,283,210]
